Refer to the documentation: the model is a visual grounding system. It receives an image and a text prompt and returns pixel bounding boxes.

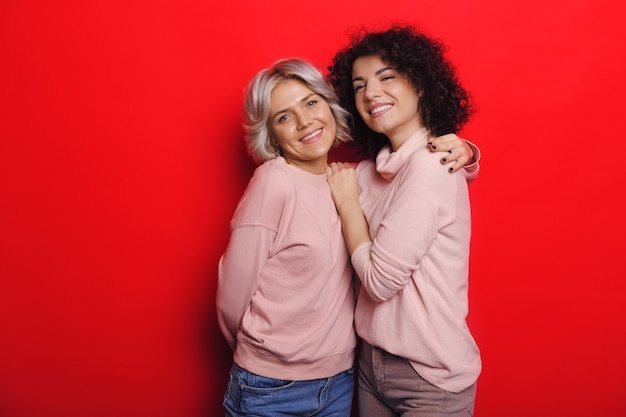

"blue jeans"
[223,363,354,417]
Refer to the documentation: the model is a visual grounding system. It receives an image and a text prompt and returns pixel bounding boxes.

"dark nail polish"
[448,167,454,172]
[427,142,432,147]
[441,157,447,163]
[431,145,437,150]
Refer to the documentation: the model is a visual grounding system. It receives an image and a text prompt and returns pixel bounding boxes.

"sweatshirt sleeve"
[463,139,481,183]
[216,163,284,350]
[352,151,464,301]
[217,225,275,350]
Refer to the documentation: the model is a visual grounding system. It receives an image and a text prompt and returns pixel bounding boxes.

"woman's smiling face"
[352,55,423,147]
[269,79,337,174]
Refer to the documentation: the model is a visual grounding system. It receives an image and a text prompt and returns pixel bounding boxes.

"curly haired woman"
[326,25,482,416]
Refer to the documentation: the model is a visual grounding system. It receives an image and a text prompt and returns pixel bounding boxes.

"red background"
[2,1,625,416]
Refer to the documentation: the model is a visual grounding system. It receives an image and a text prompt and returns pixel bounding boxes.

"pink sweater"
[352,127,482,392]
[217,157,357,380]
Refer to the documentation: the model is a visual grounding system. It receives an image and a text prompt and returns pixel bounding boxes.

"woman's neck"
[385,118,424,152]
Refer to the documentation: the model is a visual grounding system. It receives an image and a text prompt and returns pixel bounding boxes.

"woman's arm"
[216,165,284,350]
[329,153,461,302]
[217,226,274,350]
[326,162,371,255]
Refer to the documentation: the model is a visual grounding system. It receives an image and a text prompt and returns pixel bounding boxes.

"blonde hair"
[242,58,352,164]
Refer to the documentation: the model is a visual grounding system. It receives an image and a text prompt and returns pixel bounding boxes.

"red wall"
[2,1,625,416]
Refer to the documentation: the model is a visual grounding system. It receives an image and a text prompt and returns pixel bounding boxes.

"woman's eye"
[353,84,364,93]
[381,75,394,82]
[278,114,289,123]
[306,99,318,107]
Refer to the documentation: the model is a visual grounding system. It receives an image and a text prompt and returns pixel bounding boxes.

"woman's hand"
[427,134,475,173]
[326,162,360,213]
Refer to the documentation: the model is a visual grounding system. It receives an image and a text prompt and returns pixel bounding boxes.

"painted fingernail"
[448,167,454,172]
[441,157,447,163]
[431,145,437,150]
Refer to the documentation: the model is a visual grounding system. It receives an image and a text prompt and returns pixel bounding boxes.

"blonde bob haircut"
[242,58,352,164]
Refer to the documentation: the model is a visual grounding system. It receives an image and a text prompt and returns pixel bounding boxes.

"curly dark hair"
[328,25,475,160]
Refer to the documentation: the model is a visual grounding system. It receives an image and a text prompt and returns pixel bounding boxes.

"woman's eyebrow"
[352,67,394,83]
[271,93,317,120]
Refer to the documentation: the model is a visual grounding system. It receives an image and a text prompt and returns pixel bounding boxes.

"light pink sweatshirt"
[352,127,482,393]
[217,157,357,381]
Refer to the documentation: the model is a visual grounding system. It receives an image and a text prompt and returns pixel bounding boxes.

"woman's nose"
[297,116,313,129]
[364,84,381,101]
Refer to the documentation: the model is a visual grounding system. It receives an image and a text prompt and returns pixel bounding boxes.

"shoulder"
[405,147,467,186]
[248,158,292,195]
[233,159,293,225]
[356,159,376,178]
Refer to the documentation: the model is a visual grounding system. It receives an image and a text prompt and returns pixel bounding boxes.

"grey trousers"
[358,341,476,417]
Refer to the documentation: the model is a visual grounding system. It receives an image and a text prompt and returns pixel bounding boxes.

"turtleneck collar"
[375,127,430,181]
